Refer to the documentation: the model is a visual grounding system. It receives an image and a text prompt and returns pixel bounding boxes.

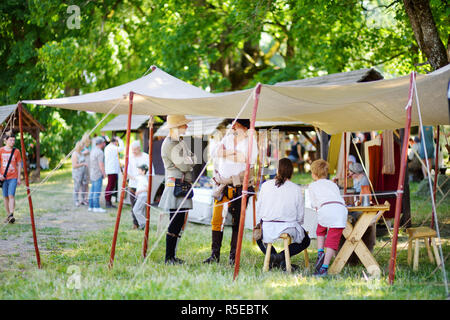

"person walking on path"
[159,115,196,265]
[88,137,107,213]
[0,133,21,224]
[104,136,124,208]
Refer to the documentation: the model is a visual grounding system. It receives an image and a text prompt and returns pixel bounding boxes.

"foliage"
[0,0,448,165]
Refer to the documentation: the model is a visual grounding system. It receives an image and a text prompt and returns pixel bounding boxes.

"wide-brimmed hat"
[161,115,191,130]
[349,162,364,174]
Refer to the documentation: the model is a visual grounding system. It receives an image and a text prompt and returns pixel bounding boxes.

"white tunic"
[104,139,124,175]
[256,179,305,244]
[308,179,348,228]
[213,134,258,178]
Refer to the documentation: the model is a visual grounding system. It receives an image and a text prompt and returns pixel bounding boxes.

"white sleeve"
[297,188,305,223]
[308,184,318,211]
[250,135,258,165]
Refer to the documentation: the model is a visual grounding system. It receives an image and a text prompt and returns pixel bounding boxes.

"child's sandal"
[7,214,15,224]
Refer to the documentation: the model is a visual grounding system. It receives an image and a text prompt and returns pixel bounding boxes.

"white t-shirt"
[308,179,347,228]
[213,133,258,178]
[104,139,124,175]
[127,152,149,188]
[135,174,148,193]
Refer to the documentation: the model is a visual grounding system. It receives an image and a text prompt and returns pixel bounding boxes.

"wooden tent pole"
[388,72,414,284]
[142,116,154,258]
[109,91,134,269]
[18,102,41,268]
[431,125,440,229]
[233,83,261,281]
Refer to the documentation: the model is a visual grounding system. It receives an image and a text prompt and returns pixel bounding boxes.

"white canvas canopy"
[23,65,450,134]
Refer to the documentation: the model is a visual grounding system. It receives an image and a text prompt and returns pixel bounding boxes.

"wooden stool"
[406,227,441,271]
[263,233,309,273]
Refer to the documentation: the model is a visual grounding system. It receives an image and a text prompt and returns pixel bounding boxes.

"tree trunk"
[403,0,448,70]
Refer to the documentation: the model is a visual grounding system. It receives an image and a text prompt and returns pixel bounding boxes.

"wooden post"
[142,116,154,258]
[233,83,261,281]
[431,125,440,230]
[18,102,41,268]
[388,72,414,284]
[109,91,134,269]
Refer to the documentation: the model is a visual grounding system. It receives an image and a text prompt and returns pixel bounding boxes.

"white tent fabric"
[23,65,450,134]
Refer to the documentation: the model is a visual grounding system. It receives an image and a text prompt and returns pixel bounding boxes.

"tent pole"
[142,116,154,258]
[233,83,261,281]
[431,125,440,230]
[18,102,41,268]
[388,72,414,284]
[109,91,134,269]
[344,132,348,195]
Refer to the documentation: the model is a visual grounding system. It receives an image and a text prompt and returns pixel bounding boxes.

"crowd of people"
[70,132,150,222]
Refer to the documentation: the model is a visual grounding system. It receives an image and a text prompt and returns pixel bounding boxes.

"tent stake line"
[109,91,134,269]
[18,102,41,268]
[233,83,261,281]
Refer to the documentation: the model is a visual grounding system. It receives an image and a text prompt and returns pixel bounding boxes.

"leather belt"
[320,201,345,209]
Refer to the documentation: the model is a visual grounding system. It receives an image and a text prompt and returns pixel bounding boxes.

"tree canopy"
[0,0,448,166]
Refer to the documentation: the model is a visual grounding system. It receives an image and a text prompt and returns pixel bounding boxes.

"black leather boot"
[165,233,184,264]
[203,230,223,263]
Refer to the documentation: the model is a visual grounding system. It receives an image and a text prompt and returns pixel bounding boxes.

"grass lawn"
[0,164,448,300]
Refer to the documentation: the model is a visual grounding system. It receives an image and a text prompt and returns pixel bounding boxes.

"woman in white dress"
[255,158,310,270]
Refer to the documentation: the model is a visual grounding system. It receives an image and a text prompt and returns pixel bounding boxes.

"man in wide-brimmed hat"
[203,118,258,265]
[159,114,196,264]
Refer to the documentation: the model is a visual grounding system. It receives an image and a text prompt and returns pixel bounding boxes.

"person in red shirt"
[0,133,21,224]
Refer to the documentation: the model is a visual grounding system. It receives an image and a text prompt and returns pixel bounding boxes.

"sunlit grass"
[0,165,448,299]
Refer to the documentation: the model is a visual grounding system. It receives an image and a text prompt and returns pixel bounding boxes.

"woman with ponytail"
[255,158,310,271]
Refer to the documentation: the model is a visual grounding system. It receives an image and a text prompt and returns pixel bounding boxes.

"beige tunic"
[158,136,196,211]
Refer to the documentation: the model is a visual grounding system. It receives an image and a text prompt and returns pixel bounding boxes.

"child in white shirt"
[132,164,149,229]
[308,159,348,276]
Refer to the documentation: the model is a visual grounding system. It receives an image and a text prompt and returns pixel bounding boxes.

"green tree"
[1,0,448,166]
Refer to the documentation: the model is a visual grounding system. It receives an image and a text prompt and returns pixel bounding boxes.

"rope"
[413,75,449,296]
[122,86,257,294]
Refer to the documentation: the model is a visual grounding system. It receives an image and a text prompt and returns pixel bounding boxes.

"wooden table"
[328,201,390,276]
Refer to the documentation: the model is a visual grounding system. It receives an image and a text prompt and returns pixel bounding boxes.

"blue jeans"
[89,178,103,208]
[2,178,17,197]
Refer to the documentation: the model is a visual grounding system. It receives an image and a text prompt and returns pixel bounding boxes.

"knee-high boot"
[165,233,184,264]
[203,230,223,263]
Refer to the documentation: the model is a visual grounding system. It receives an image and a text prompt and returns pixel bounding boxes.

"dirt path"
[0,197,119,271]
